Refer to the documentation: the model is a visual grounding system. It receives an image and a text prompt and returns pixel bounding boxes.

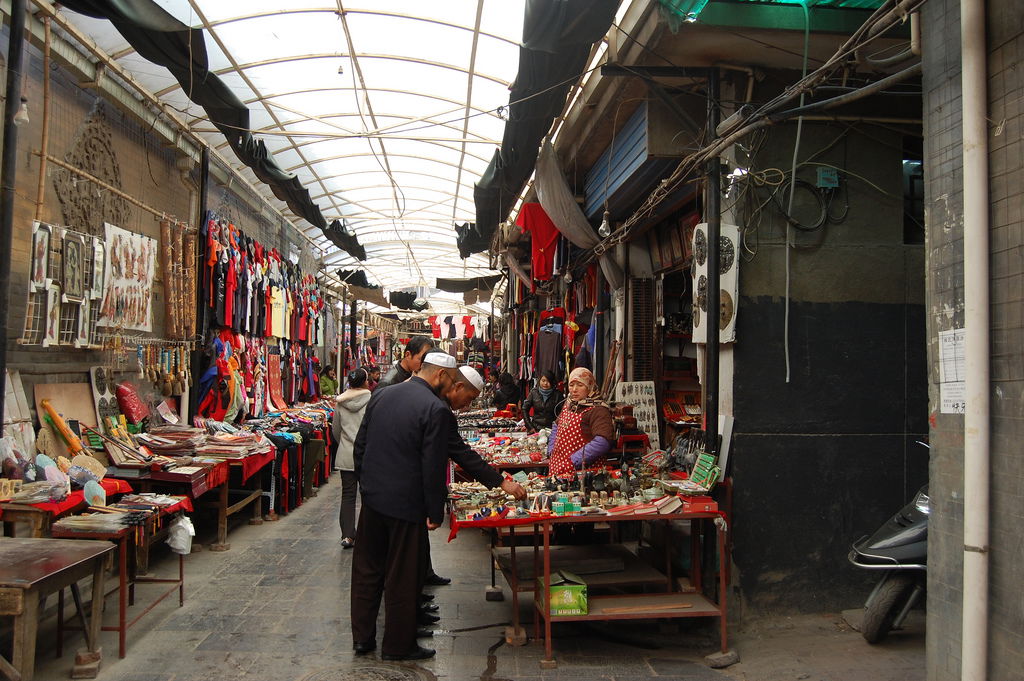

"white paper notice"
[939,328,966,414]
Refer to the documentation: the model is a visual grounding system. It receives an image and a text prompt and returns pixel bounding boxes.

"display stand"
[531,512,728,668]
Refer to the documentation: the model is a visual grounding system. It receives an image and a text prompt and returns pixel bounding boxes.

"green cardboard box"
[537,570,588,616]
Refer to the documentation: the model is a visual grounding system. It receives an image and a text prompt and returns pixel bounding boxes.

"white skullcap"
[421,351,456,369]
[456,365,485,392]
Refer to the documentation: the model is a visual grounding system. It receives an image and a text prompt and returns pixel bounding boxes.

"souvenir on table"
[83,479,106,507]
[97,222,157,332]
[30,221,52,289]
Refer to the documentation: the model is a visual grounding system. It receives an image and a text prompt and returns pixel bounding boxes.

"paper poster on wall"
[97,223,156,332]
[938,327,966,414]
[614,381,660,449]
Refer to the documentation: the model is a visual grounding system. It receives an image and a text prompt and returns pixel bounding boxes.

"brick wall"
[922,0,1024,677]
[2,34,194,405]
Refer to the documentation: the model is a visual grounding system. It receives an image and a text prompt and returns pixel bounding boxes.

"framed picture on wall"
[92,240,105,298]
[63,233,85,300]
[42,284,60,347]
[647,230,664,271]
[30,222,51,289]
[668,224,685,265]
[680,214,699,263]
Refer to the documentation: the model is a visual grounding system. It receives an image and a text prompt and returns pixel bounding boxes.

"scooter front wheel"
[861,573,916,644]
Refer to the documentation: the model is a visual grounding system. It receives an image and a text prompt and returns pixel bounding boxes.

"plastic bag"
[166,515,195,554]
[116,381,150,424]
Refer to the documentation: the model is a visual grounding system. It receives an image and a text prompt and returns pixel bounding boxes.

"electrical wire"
[784,0,812,385]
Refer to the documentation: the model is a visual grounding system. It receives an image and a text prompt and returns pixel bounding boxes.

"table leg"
[117,536,127,658]
[505,527,525,645]
[210,482,230,551]
[718,522,729,652]
[690,519,703,591]
[12,590,40,681]
[57,588,64,658]
[71,555,107,679]
[540,521,556,669]
[249,474,264,526]
[178,554,185,607]
[532,524,540,641]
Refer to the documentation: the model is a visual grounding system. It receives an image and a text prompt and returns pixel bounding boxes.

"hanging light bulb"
[13,97,29,126]
[598,209,611,238]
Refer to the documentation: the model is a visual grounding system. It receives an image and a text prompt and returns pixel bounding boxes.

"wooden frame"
[62,233,86,300]
[30,222,51,289]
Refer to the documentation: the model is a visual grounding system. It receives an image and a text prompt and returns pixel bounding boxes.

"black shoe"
[419,593,435,602]
[382,646,435,661]
[417,611,440,625]
[424,573,451,586]
[416,627,434,638]
[353,641,376,654]
[420,603,439,613]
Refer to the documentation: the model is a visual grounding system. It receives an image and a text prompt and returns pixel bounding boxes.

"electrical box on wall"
[816,166,840,189]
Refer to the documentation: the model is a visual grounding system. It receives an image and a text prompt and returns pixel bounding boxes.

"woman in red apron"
[548,367,614,478]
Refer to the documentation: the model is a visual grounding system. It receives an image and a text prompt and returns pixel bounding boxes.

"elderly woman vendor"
[547,367,614,477]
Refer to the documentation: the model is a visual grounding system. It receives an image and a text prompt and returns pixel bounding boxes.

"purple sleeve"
[581,435,611,465]
[547,422,558,455]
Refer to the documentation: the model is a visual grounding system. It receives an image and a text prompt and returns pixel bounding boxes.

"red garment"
[429,316,441,339]
[516,203,559,282]
[462,315,475,339]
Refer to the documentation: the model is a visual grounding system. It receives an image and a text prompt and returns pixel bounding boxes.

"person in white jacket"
[333,368,372,548]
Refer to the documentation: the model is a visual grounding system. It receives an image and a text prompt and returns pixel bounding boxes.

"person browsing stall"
[320,366,340,396]
[377,335,433,389]
[522,370,560,432]
[367,365,381,390]
[491,371,520,410]
[350,351,459,661]
[443,366,527,496]
[333,368,372,549]
[547,367,614,477]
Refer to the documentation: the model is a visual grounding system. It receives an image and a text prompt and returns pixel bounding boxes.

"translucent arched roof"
[62,1,528,303]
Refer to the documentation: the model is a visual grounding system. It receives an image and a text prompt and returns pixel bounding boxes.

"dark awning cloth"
[348,285,389,308]
[464,0,617,258]
[337,270,373,288]
[389,291,427,311]
[60,0,366,262]
[435,274,503,293]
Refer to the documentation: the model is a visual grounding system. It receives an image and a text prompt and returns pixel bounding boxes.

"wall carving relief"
[53,102,132,235]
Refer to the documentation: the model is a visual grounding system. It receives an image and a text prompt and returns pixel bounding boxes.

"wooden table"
[0,538,113,681]
[50,525,184,659]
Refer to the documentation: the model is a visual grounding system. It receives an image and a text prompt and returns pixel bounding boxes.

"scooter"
[848,484,928,643]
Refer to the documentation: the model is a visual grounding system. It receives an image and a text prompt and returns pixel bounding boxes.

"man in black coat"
[350,351,456,660]
[377,335,433,390]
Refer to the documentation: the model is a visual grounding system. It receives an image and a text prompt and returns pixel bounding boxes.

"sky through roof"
[63,1,531,313]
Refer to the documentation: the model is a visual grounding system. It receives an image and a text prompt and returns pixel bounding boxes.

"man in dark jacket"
[350,351,457,661]
[377,335,433,389]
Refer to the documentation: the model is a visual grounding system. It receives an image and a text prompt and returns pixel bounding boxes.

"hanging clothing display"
[515,202,560,282]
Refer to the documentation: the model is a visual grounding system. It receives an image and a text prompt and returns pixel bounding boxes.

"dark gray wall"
[728,122,928,613]
[922,0,1024,678]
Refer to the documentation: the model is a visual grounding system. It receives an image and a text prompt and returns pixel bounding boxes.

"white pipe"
[960,0,990,677]
[910,12,921,56]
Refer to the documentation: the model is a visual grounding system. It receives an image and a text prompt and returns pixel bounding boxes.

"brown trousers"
[350,505,425,655]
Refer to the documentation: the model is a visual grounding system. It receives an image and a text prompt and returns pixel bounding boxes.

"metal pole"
[349,299,357,368]
[188,146,209,419]
[705,68,721,455]
[0,0,28,425]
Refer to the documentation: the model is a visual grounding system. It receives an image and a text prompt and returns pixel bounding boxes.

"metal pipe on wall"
[705,68,721,455]
[960,0,991,676]
[0,0,28,425]
[188,146,210,419]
